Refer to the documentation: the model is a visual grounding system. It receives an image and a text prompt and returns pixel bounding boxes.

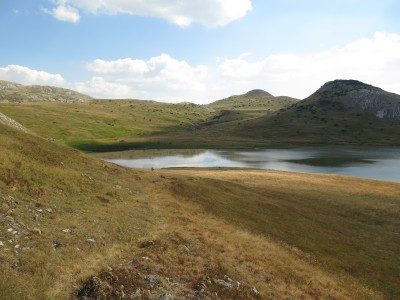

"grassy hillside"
[0,122,153,298]
[1,80,400,152]
[192,90,299,137]
[0,92,297,151]
[0,100,214,150]
[231,104,400,145]
[1,123,398,298]
[0,83,300,152]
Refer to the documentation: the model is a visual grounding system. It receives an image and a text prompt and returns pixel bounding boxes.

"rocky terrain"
[229,79,400,145]
[308,80,400,122]
[0,80,92,103]
[0,111,28,133]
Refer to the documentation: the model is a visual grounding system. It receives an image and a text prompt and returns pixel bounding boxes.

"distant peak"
[244,89,273,97]
[319,79,380,93]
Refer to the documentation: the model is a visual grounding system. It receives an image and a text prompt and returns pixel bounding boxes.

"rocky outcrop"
[311,80,400,122]
[0,112,28,133]
[0,80,92,103]
[0,81,23,90]
[346,88,400,121]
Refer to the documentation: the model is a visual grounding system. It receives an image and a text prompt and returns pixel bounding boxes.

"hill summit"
[315,79,377,93]
[243,89,273,98]
[0,80,92,103]
[208,89,297,111]
[308,79,400,122]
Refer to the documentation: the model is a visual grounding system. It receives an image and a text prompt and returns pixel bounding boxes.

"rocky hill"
[0,80,92,103]
[307,80,400,122]
[235,80,400,144]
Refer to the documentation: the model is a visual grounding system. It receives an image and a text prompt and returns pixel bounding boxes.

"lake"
[94,146,400,182]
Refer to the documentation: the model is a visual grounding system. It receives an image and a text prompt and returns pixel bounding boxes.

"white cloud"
[74,77,134,98]
[78,54,209,101]
[4,33,400,104]
[53,4,80,23]
[87,58,148,75]
[0,65,65,86]
[217,32,400,99]
[45,0,252,27]
[42,1,80,23]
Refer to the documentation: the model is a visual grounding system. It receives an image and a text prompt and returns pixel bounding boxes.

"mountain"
[237,80,400,144]
[0,80,92,103]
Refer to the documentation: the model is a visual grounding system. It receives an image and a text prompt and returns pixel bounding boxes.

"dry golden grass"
[1,123,397,299]
[163,168,400,299]
[75,170,379,299]
[145,190,379,299]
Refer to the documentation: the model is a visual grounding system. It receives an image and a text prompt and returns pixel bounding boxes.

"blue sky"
[1,0,400,103]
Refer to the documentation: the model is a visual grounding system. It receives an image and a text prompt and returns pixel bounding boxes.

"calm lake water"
[95,146,400,182]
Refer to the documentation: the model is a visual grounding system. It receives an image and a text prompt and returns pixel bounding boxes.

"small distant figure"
[151,167,154,171]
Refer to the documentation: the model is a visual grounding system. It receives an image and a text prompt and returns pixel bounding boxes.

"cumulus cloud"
[0,65,65,86]
[217,32,400,99]
[74,77,134,98]
[89,54,208,87]
[4,33,400,103]
[77,54,208,101]
[45,0,252,26]
[42,1,80,23]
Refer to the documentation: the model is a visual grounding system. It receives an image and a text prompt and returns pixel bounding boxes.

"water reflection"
[94,146,400,182]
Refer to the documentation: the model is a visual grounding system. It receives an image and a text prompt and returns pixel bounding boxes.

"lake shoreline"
[94,146,400,183]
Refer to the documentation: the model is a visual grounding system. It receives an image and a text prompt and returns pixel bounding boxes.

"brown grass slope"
[167,168,400,299]
[0,123,389,299]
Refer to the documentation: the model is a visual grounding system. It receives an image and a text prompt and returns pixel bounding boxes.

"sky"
[1,0,400,103]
